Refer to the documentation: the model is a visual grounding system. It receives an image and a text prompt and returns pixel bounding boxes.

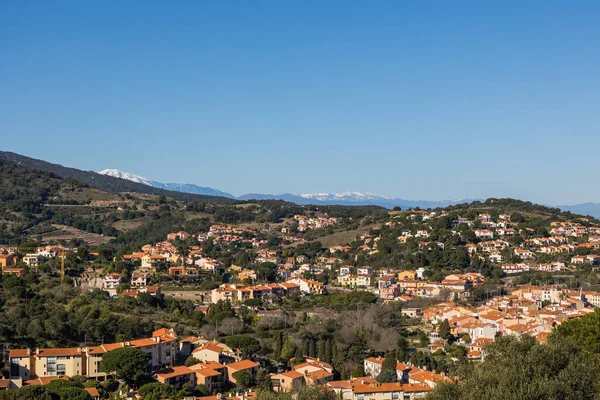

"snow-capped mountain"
[98,169,235,198]
[98,169,478,209]
[239,191,479,209]
[98,169,155,186]
[300,192,395,202]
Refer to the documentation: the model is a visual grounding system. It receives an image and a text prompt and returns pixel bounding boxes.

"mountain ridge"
[98,169,235,198]
[0,151,237,204]
[95,167,600,217]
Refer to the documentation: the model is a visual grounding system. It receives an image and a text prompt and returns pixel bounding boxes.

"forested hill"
[0,151,237,204]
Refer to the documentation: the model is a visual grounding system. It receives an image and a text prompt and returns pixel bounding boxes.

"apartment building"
[9,328,177,381]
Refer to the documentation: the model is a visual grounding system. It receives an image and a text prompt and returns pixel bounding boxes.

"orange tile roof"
[130,338,158,347]
[37,348,82,357]
[84,387,100,396]
[189,361,225,371]
[195,368,222,377]
[227,359,259,371]
[9,349,29,358]
[155,366,194,379]
[352,382,404,394]
[196,342,224,354]
[306,369,333,380]
[276,370,304,379]
[24,376,69,386]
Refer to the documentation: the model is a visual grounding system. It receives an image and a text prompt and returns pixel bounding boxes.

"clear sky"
[1,1,599,205]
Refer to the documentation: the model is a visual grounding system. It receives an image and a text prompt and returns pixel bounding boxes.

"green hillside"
[0,151,237,204]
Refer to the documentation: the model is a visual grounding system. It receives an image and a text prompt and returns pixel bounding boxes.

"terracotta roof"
[189,361,225,371]
[195,342,224,354]
[195,368,222,377]
[227,359,259,371]
[130,338,158,347]
[24,376,69,386]
[155,366,194,379]
[37,348,82,357]
[274,370,304,379]
[9,349,29,358]
[84,387,100,396]
[306,369,333,380]
[353,382,404,394]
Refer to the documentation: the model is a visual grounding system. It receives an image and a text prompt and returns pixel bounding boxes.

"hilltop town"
[1,160,600,399]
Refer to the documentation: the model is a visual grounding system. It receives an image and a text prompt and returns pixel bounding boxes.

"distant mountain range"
[98,169,235,198]
[556,203,600,219]
[2,151,599,217]
[97,168,600,217]
[97,169,480,209]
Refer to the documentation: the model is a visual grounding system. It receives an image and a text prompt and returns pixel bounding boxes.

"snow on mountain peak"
[299,192,395,201]
[97,168,235,198]
[98,169,153,185]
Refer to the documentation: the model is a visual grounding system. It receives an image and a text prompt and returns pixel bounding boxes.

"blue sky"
[1,1,599,204]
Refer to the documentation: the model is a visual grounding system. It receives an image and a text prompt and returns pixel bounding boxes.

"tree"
[554,308,600,354]
[185,356,201,367]
[255,384,336,400]
[232,370,255,390]
[280,336,295,363]
[258,262,278,282]
[223,334,261,356]
[138,382,176,400]
[219,317,244,336]
[439,319,451,341]
[256,367,272,391]
[100,347,150,387]
[194,384,210,396]
[0,385,53,400]
[294,347,305,364]
[45,379,92,400]
[377,352,398,383]
[426,335,599,400]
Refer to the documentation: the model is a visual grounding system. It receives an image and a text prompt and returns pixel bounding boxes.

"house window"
[10,362,20,377]
[357,395,364,400]
[392,393,399,400]
[47,357,57,376]
[57,364,66,376]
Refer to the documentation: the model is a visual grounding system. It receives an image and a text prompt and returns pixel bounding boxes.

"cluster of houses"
[293,215,339,232]
[334,265,486,302]
[4,329,267,397]
[211,277,325,304]
[414,282,600,361]
[388,211,600,271]
[270,355,439,399]
[8,329,178,388]
[0,245,77,277]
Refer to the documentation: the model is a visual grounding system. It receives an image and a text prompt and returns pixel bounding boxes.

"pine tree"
[280,337,295,363]
[439,319,451,341]
[294,347,305,364]
[273,331,283,360]
[378,351,398,383]
[324,340,332,363]
[308,340,316,358]
[317,340,326,361]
